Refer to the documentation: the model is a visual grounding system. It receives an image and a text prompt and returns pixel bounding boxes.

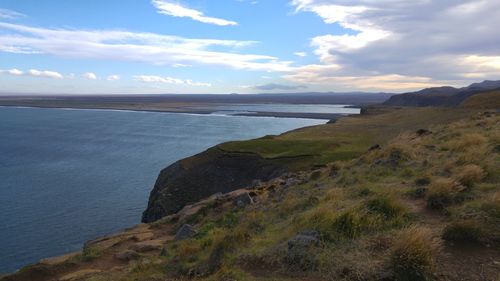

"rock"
[287,230,321,250]
[130,240,164,252]
[314,183,326,189]
[175,224,197,240]
[115,250,139,261]
[416,129,432,136]
[369,144,381,151]
[233,193,253,208]
[284,230,321,271]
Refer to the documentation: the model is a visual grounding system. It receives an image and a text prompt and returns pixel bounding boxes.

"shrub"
[454,164,486,188]
[415,177,431,186]
[331,210,366,240]
[442,221,484,243]
[390,226,442,281]
[445,133,487,152]
[81,245,102,261]
[367,195,407,219]
[426,178,461,210]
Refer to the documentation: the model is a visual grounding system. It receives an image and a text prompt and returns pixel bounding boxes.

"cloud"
[1,68,63,79]
[134,75,212,87]
[5,68,23,76]
[106,74,120,81]
[0,8,26,20]
[0,22,292,72]
[152,0,237,26]
[288,0,500,90]
[294,52,307,57]
[252,83,307,91]
[81,72,98,80]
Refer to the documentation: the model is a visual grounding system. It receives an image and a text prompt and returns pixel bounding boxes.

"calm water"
[0,106,329,273]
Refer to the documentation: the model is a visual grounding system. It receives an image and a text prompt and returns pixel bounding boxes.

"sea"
[0,104,358,273]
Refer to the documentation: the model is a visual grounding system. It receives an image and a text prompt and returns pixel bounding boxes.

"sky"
[0,0,499,95]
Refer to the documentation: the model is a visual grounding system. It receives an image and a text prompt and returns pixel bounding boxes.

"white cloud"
[106,74,120,81]
[288,0,500,90]
[134,75,212,87]
[0,22,292,72]
[152,0,237,26]
[294,52,307,57]
[6,68,23,76]
[1,68,63,79]
[0,8,26,20]
[82,72,98,80]
[28,69,63,79]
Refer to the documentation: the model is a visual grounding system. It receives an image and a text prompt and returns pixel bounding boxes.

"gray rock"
[175,224,197,240]
[288,230,321,250]
[233,193,253,208]
[284,230,321,271]
[115,250,139,261]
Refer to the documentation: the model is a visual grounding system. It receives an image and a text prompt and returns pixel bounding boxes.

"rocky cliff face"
[141,147,286,223]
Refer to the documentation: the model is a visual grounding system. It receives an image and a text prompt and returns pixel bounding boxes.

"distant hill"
[460,90,500,109]
[383,80,500,107]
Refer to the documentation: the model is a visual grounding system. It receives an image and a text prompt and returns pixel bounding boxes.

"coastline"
[0,104,353,120]
[0,105,340,274]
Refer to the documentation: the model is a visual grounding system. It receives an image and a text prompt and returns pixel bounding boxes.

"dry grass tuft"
[390,226,442,281]
[426,178,463,210]
[454,164,486,188]
[444,133,487,152]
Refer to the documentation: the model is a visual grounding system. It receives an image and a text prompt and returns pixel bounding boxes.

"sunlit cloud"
[152,0,237,26]
[0,22,293,72]
[134,75,212,87]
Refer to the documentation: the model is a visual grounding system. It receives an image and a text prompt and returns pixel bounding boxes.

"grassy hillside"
[461,90,500,109]
[4,109,499,281]
[220,107,476,170]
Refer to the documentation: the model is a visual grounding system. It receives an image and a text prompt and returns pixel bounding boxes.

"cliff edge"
[141,147,286,222]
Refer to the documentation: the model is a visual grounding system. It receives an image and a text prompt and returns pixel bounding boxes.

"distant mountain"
[383,80,500,107]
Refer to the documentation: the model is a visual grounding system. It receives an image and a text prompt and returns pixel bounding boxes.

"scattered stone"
[175,224,197,240]
[285,230,321,271]
[369,144,381,151]
[115,250,139,261]
[329,164,339,178]
[233,193,253,208]
[130,240,164,252]
[314,183,326,189]
[416,129,432,136]
[288,230,321,250]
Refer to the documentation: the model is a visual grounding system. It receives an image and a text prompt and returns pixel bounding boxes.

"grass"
[390,226,442,281]
[442,221,485,243]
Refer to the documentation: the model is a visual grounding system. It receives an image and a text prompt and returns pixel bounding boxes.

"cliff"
[141,147,286,222]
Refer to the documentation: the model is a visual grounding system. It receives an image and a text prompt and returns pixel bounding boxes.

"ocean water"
[0,106,330,273]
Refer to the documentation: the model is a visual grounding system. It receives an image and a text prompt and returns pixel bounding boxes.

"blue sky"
[1,0,499,94]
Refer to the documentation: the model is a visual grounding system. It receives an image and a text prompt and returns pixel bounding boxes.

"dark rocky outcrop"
[142,147,286,223]
[174,224,197,240]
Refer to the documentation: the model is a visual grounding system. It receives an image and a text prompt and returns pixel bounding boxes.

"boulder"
[233,193,253,208]
[416,129,432,136]
[115,250,139,261]
[287,230,321,250]
[175,224,197,240]
[284,230,321,271]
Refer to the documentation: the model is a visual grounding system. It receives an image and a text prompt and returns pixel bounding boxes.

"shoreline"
[0,104,354,120]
